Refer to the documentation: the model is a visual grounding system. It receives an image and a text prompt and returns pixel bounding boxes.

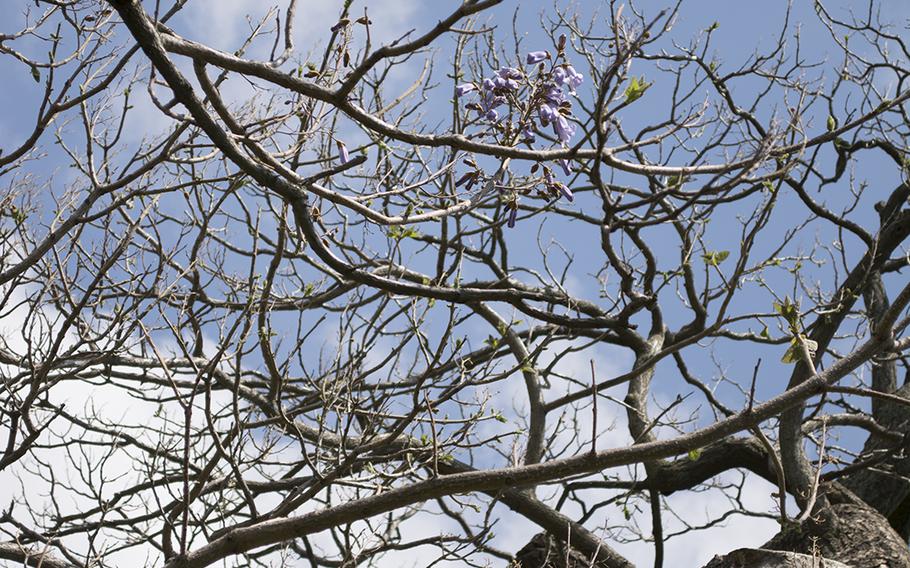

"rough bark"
[702,549,849,568]
[841,273,910,539]
[515,532,608,568]
[706,483,910,568]
[840,382,910,540]
[517,483,910,568]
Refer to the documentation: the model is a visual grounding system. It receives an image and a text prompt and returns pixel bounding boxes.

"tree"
[1,0,910,566]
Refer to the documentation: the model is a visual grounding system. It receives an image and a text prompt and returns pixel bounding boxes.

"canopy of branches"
[1,1,910,567]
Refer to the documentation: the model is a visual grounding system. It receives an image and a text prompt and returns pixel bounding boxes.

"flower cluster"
[458,66,524,123]
[456,55,584,147]
[453,36,584,227]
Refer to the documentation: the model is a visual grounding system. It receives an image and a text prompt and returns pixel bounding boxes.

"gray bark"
[702,549,849,568]
[707,483,910,568]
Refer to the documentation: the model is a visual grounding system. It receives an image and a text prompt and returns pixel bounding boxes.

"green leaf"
[623,76,651,104]
[688,448,702,461]
[760,326,771,339]
[781,339,801,364]
[8,206,27,225]
[388,226,420,241]
[30,66,40,83]
[701,250,730,267]
[781,336,818,364]
[826,115,837,132]
[667,173,690,187]
[773,296,799,328]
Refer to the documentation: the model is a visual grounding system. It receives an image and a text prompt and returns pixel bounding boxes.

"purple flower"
[538,103,558,125]
[475,90,505,121]
[336,140,350,164]
[553,67,567,85]
[558,159,572,176]
[493,76,519,91]
[455,83,476,97]
[553,115,576,143]
[482,78,496,91]
[564,65,584,92]
[480,91,504,109]
[522,127,536,143]
[545,85,565,104]
[554,182,574,201]
[526,51,550,65]
[553,65,584,94]
[497,67,522,80]
[507,205,518,228]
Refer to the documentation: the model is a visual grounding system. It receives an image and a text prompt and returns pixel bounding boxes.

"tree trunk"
[702,549,849,568]
[515,483,910,567]
[704,483,910,568]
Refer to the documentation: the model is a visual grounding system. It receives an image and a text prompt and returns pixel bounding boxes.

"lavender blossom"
[522,127,536,143]
[526,51,550,65]
[545,85,565,104]
[493,76,519,91]
[553,115,576,143]
[562,65,584,93]
[552,67,567,87]
[538,103,558,125]
[507,205,518,228]
[553,65,584,94]
[554,181,574,201]
[558,159,572,176]
[455,83,476,97]
[497,67,522,80]
[553,67,567,85]
[476,91,506,122]
[336,140,350,164]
